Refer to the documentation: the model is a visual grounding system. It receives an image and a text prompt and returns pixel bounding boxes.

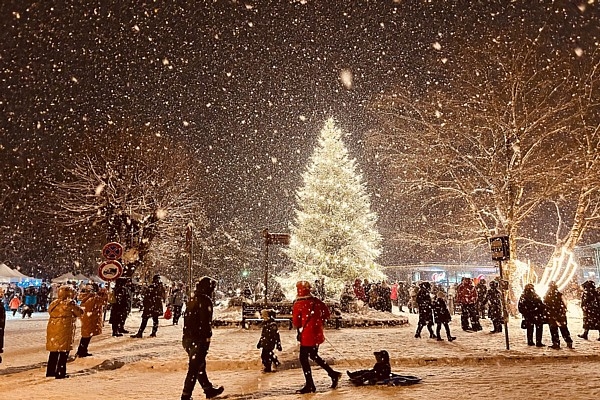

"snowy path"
[2,307,600,399]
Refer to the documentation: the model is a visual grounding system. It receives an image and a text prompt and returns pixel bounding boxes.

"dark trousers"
[260,347,279,370]
[436,322,452,339]
[461,304,481,330]
[549,324,572,346]
[299,345,335,388]
[526,323,544,345]
[182,340,211,397]
[172,305,183,325]
[46,351,69,378]
[77,336,91,356]
[137,315,159,336]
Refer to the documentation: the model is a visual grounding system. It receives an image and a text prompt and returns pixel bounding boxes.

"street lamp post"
[262,228,290,304]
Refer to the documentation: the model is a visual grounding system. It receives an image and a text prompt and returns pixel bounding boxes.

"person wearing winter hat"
[180,276,224,400]
[0,286,5,363]
[433,290,456,342]
[131,274,166,338]
[256,309,282,372]
[292,280,342,394]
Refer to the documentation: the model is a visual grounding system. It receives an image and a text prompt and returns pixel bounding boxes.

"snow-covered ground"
[2,304,600,399]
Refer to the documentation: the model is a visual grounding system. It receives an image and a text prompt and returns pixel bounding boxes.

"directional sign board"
[98,260,123,281]
[102,242,124,260]
[489,235,510,261]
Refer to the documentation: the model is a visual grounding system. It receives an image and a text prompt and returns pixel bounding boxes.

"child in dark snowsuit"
[433,291,456,342]
[256,309,282,372]
[485,280,504,333]
[347,350,392,385]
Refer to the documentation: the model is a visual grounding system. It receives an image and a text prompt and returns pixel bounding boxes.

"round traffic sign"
[102,242,124,260]
[98,260,123,281]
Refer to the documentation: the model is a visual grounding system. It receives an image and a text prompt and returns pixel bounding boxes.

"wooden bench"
[241,302,294,329]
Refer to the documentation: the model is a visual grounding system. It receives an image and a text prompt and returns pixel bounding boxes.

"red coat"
[456,279,478,305]
[293,295,330,346]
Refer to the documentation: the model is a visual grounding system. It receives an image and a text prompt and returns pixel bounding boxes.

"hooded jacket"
[292,281,330,346]
[182,277,216,345]
[79,289,108,338]
[46,286,84,352]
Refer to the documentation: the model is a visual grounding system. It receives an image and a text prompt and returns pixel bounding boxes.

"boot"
[130,332,143,338]
[436,336,444,341]
[330,371,342,388]
[296,385,316,394]
[204,385,224,399]
[548,343,560,349]
[149,326,158,337]
[447,336,456,342]
[578,331,588,340]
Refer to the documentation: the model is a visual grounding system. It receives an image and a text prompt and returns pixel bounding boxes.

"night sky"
[1,1,598,267]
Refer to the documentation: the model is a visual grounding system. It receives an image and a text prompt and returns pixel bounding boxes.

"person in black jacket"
[433,291,456,341]
[180,276,224,400]
[0,286,5,363]
[518,284,545,347]
[109,277,131,336]
[131,275,166,338]
[476,279,488,319]
[414,282,435,339]
[256,309,282,372]
[485,280,504,333]
[578,280,600,340]
[544,281,573,349]
[347,350,392,385]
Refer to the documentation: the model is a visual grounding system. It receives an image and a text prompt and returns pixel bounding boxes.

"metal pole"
[264,239,269,304]
[498,260,510,350]
[188,224,193,297]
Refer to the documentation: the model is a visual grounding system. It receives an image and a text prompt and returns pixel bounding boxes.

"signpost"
[489,234,511,350]
[262,228,290,304]
[98,260,123,281]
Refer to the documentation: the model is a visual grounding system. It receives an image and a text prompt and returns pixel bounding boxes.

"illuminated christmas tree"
[280,118,384,298]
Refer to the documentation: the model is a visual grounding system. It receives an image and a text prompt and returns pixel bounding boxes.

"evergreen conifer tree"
[280,118,384,298]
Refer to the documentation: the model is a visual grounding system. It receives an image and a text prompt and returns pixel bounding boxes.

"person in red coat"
[292,280,342,394]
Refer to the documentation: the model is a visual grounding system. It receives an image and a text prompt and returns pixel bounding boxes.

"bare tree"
[47,126,208,278]
[368,36,600,298]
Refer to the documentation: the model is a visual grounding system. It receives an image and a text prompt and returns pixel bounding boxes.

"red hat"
[296,280,312,297]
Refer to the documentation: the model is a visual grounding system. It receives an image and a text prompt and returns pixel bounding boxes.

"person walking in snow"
[180,276,224,400]
[168,285,185,325]
[433,290,456,341]
[485,280,504,333]
[131,274,166,338]
[456,277,481,331]
[256,309,282,372]
[544,281,573,349]
[76,284,108,357]
[414,281,435,339]
[518,283,546,347]
[9,294,21,317]
[578,280,600,341]
[293,280,342,394]
[46,285,83,379]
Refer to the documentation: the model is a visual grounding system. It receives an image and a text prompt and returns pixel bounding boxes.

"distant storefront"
[384,263,499,287]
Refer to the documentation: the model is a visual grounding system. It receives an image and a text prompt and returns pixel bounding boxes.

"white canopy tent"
[0,263,32,283]
[51,272,77,284]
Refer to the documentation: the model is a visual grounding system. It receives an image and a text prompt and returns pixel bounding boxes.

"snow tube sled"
[350,373,421,386]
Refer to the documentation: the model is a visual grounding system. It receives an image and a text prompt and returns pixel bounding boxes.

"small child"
[21,304,33,318]
[433,291,456,342]
[347,350,392,385]
[9,295,21,317]
[256,309,282,372]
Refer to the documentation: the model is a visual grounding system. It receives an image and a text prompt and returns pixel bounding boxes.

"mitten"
[277,344,282,351]
[256,342,261,349]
